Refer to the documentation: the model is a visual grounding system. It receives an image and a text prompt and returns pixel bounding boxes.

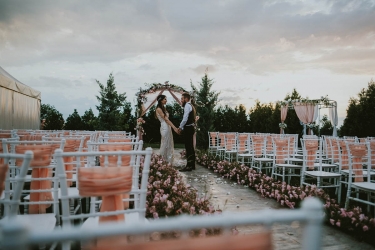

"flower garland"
[136,82,187,104]
[279,95,332,107]
[196,151,375,243]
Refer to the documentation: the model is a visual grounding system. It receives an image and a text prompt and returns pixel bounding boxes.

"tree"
[340,79,375,137]
[40,104,64,130]
[191,73,219,149]
[95,73,130,131]
[319,114,333,136]
[64,109,83,130]
[81,108,98,131]
[213,105,249,132]
[248,101,275,133]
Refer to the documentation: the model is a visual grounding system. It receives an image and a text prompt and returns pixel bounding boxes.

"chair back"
[346,141,371,183]
[224,133,237,151]
[301,138,319,171]
[272,137,289,164]
[250,135,266,157]
[208,132,218,148]
[237,133,250,153]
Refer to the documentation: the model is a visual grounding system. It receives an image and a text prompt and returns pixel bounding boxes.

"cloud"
[138,64,154,70]
[190,64,216,74]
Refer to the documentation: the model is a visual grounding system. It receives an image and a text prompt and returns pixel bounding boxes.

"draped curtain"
[329,102,338,137]
[280,106,288,134]
[293,103,316,135]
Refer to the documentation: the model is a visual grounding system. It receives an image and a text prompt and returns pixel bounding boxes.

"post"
[301,198,323,250]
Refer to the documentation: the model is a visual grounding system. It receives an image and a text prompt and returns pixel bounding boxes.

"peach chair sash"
[209,132,217,146]
[237,134,248,153]
[304,140,318,170]
[78,166,132,223]
[274,138,288,164]
[331,139,340,163]
[63,139,83,186]
[251,135,264,157]
[15,144,54,214]
[348,144,367,182]
[225,133,236,151]
[218,133,225,147]
[368,141,375,169]
[89,230,272,250]
[339,140,349,170]
[98,144,132,166]
[0,164,8,196]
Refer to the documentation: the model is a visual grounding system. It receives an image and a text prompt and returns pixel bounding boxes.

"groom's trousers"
[184,125,195,169]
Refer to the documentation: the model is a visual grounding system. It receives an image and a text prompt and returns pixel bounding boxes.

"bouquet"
[135,117,146,135]
[279,123,287,129]
[306,123,315,129]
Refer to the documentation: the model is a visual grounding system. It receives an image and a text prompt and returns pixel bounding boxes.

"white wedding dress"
[157,112,174,164]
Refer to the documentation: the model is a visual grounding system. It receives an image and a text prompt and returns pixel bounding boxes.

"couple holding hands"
[155,92,196,172]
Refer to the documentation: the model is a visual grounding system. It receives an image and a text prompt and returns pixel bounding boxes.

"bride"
[155,95,179,163]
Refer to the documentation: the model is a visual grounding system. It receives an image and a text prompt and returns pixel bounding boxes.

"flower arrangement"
[136,82,187,104]
[279,123,287,129]
[196,151,375,244]
[306,123,315,129]
[278,95,333,107]
[135,117,146,135]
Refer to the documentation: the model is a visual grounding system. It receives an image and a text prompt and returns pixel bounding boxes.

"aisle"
[171,149,374,250]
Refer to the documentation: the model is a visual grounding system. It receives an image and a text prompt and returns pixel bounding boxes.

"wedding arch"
[278,96,338,136]
[135,82,187,139]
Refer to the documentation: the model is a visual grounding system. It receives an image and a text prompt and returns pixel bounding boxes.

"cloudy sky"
[1,0,374,126]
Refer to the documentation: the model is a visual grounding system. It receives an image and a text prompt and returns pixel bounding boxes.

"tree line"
[41,73,375,149]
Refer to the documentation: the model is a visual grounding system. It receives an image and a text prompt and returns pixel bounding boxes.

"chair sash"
[0,164,8,196]
[209,132,217,146]
[339,141,349,170]
[331,139,340,163]
[251,136,264,157]
[89,231,272,250]
[368,141,375,169]
[218,133,225,147]
[63,139,82,186]
[266,135,273,153]
[274,138,288,164]
[349,144,367,182]
[305,140,318,170]
[78,166,132,223]
[15,144,53,214]
[237,134,248,153]
[225,134,236,151]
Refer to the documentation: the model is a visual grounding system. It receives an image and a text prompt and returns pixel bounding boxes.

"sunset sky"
[1,0,374,126]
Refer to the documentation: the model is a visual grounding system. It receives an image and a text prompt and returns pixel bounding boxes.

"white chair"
[208,132,219,156]
[215,132,226,160]
[236,133,253,165]
[224,132,237,162]
[271,137,302,185]
[301,138,341,193]
[55,147,152,233]
[250,134,273,174]
[344,141,375,214]
[0,146,60,232]
[0,198,324,250]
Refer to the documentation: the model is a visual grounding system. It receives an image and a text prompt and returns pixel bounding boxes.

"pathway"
[169,149,374,250]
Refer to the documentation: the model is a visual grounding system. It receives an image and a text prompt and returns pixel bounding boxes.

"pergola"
[279,97,338,136]
[135,82,187,139]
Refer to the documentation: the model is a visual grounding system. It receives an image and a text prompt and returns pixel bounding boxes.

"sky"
[0,0,374,127]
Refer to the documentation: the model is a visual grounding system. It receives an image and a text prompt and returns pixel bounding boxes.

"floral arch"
[135,82,187,139]
[278,96,338,136]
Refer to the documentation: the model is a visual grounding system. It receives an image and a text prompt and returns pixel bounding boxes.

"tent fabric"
[0,67,41,99]
[329,102,338,137]
[0,67,41,129]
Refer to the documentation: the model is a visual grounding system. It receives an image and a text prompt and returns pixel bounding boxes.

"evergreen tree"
[95,73,129,131]
[191,73,219,149]
[283,89,302,136]
[64,109,83,130]
[40,103,64,130]
[319,114,333,136]
[81,108,98,131]
[248,101,275,133]
[340,79,375,137]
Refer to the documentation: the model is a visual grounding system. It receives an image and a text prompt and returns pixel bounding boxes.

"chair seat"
[305,171,341,178]
[275,164,302,168]
[81,212,148,231]
[313,163,337,168]
[1,213,56,232]
[352,182,375,191]
[237,153,252,157]
[285,157,303,163]
[341,170,375,176]
[24,187,79,201]
[253,158,273,162]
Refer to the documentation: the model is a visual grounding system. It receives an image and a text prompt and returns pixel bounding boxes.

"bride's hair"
[155,94,167,118]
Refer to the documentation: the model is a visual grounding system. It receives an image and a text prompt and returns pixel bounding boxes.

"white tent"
[0,67,41,129]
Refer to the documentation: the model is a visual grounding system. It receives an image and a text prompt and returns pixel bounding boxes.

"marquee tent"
[0,67,41,129]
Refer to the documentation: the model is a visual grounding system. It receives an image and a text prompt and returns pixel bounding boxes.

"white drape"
[329,102,338,137]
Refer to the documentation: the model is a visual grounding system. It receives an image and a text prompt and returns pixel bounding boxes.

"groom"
[178,93,196,172]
